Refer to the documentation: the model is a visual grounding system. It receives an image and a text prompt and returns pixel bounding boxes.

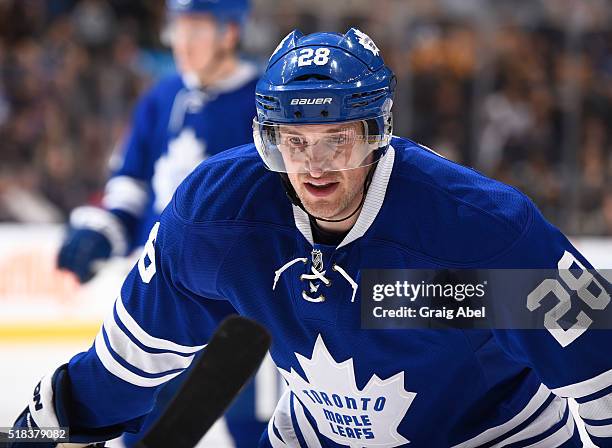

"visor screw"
[294,111,302,118]
[321,110,329,117]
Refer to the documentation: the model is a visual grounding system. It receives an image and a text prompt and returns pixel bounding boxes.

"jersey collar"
[181,61,258,93]
[292,145,396,249]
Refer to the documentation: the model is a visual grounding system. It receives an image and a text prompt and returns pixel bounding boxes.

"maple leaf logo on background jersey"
[279,335,416,447]
[152,128,206,213]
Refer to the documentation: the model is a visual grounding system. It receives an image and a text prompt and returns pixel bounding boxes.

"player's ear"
[221,22,241,53]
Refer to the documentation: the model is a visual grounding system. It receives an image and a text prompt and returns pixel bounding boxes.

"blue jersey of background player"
[13,29,612,448]
[56,1,277,447]
[58,0,258,281]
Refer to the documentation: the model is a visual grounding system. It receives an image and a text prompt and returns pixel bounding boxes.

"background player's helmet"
[166,0,250,25]
[253,28,396,173]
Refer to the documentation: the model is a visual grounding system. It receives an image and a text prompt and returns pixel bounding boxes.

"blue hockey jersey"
[102,61,259,247]
[91,60,270,447]
[32,137,612,447]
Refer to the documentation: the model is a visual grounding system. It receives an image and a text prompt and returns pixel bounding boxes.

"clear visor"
[253,115,392,173]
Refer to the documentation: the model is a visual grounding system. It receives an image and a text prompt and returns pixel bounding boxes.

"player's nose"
[305,158,327,178]
[305,144,329,176]
[307,167,324,178]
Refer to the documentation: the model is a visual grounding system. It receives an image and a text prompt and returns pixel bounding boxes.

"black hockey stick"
[135,315,272,448]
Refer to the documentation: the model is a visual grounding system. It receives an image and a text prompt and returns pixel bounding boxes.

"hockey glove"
[57,206,128,283]
[6,365,124,448]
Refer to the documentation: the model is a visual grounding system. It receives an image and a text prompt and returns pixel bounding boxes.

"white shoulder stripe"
[551,368,612,398]
[584,421,612,438]
[103,176,149,217]
[523,410,575,448]
[103,313,194,374]
[115,296,205,354]
[292,395,323,448]
[491,396,568,448]
[579,391,612,421]
[452,383,551,448]
[94,331,182,387]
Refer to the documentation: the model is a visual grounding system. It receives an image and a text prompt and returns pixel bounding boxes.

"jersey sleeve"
[101,90,158,241]
[60,206,234,432]
[491,202,612,446]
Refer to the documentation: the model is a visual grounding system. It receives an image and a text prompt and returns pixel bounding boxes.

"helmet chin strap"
[279,164,377,224]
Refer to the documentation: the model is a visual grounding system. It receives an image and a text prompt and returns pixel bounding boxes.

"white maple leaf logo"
[279,335,416,447]
[354,29,380,56]
[152,128,206,212]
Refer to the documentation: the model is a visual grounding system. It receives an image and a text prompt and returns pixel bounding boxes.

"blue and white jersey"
[102,61,259,248]
[34,137,612,447]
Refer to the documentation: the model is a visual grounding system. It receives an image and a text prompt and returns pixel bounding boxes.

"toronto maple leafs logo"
[152,128,206,212]
[353,29,380,56]
[279,335,416,447]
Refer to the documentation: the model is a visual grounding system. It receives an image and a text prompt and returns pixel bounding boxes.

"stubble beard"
[297,182,364,221]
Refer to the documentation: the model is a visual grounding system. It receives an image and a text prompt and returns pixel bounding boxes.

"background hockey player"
[11,29,612,447]
[54,0,273,446]
[57,0,258,281]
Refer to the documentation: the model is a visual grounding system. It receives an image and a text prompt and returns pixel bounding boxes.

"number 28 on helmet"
[253,28,396,174]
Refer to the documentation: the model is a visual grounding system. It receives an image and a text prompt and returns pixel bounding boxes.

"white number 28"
[297,48,330,67]
[527,251,610,347]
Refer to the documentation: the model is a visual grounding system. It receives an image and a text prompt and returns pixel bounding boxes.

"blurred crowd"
[0,0,610,235]
[0,0,164,222]
[391,1,612,236]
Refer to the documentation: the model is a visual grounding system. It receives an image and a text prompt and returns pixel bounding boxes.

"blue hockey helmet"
[166,0,250,25]
[253,28,395,173]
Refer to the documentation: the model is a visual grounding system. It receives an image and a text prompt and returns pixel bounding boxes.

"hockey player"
[57,0,258,281]
[55,0,272,446]
[12,29,612,447]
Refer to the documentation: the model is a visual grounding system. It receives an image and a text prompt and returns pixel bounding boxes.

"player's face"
[283,122,373,221]
[171,15,227,76]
